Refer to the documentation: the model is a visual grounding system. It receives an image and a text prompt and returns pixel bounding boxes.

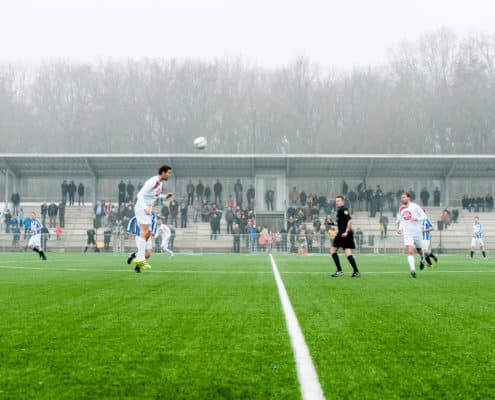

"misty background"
[1,28,494,154]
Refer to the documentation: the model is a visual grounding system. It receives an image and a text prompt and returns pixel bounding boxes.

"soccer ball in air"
[193,136,207,150]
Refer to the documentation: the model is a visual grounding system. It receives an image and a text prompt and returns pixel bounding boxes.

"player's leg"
[330,246,344,277]
[417,247,426,270]
[469,239,476,260]
[344,248,360,277]
[406,244,417,278]
[127,235,138,264]
[480,243,487,260]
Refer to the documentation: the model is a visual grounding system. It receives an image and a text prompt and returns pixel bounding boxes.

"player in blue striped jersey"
[421,217,438,269]
[469,216,487,261]
[28,212,47,260]
[126,213,158,272]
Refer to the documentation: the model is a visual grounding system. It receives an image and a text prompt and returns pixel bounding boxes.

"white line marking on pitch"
[269,254,326,400]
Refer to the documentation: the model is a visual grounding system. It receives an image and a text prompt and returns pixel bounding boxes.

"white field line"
[269,254,326,400]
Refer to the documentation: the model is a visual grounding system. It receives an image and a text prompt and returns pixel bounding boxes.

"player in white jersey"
[469,216,487,261]
[157,218,174,256]
[132,165,173,270]
[421,217,438,268]
[397,192,428,278]
[28,212,47,261]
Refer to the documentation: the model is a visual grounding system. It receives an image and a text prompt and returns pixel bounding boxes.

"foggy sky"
[1,0,494,69]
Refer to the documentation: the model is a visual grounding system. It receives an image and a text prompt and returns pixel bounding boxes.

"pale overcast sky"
[1,0,494,69]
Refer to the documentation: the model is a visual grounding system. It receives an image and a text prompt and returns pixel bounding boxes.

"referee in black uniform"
[330,195,361,277]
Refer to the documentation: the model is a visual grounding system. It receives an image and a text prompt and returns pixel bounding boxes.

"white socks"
[408,255,416,272]
[136,236,147,261]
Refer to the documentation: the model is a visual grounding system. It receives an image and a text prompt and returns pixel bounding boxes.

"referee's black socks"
[331,253,342,271]
[347,255,359,273]
[32,248,39,254]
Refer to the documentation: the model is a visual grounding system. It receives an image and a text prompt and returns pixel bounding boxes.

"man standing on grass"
[329,196,361,278]
[28,212,47,261]
[131,165,173,272]
[468,216,487,261]
[397,192,428,278]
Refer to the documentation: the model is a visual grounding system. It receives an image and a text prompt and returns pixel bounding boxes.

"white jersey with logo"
[136,175,164,210]
[471,222,484,247]
[398,202,427,247]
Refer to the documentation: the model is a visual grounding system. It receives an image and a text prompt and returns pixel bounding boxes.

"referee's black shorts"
[332,233,356,249]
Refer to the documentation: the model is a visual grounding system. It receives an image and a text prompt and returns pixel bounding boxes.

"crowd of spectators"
[461,194,494,212]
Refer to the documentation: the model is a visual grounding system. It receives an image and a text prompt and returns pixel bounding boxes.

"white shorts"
[28,234,41,248]
[134,205,151,226]
[471,238,484,248]
[422,239,431,251]
[403,232,423,249]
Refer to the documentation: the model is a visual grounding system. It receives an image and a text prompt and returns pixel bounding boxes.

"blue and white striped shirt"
[422,219,433,241]
[473,222,483,239]
[127,213,158,236]
[30,218,42,236]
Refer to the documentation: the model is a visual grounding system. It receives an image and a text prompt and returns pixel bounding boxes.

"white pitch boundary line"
[269,254,326,400]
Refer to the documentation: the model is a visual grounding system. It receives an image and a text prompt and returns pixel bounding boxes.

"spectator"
[214,179,223,205]
[225,207,234,234]
[118,180,126,206]
[266,188,275,211]
[342,180,349,196]
[47,201,58,228]
[169,199,179,227]
[300,190,307,206]
[41,225,50,252]
[196,181,204,204]
[233,223,241,253]
[246,185,255,209]
[486,193,494,212]
[78,183,85,206]
[210,211,221,240]
[94,201,104,229]
[12,224,21,249]
[11,192,20,214]
[347,190,357,214]
[186,181,195,205]
[290,187,299,206]
[68,180,77,206]
[204,185,211,204]
[420,188,430,207]
[55,226,63,241]
[319,227,326,254]
[355,228,364,250]
[103,225,112,250]
[180,202,188,228]
[169,226,176,251]
[18,208,24,227]
[126,181,135,203]
[433,187,441,207]
[58,201,66,228]
[234,179,243,207]
[136,182,143,198]
[161,203,169,224]
[23,215,31,239]
[61,180,68,204]
[379,214,389,239]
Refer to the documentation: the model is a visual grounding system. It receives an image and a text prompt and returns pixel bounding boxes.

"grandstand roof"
[1,154,495,179]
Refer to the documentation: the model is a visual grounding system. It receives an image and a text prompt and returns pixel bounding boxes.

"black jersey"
[336,206,352,234]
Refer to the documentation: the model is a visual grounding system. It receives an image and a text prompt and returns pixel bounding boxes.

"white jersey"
[158,224,171,241]
[398,202,427,235]
[136,175,164,210]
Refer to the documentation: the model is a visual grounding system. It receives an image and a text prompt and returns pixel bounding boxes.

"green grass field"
[0,252,494,399]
